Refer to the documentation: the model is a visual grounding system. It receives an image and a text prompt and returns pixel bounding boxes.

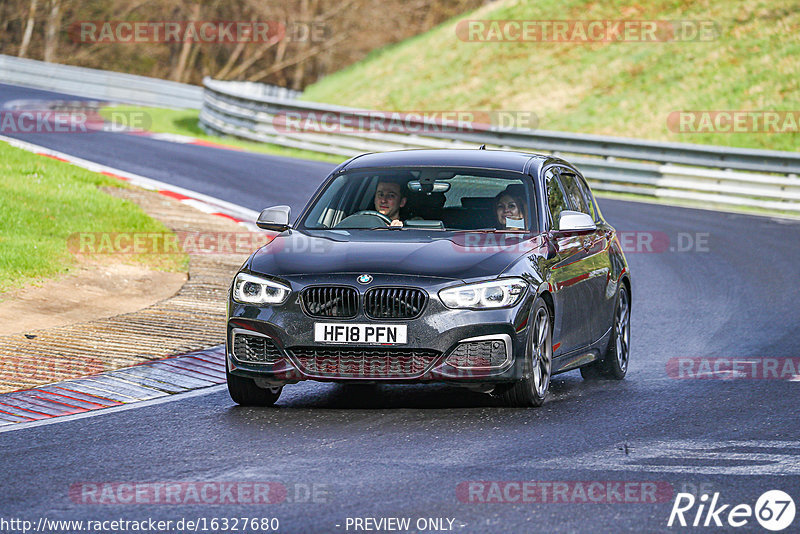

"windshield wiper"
[451,228,528,233]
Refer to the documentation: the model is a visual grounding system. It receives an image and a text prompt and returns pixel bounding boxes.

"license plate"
[314,323,407,345]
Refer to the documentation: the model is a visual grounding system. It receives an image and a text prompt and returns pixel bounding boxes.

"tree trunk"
[182,40,201,83]
[172,4,199,82]
[272,36,290,87]
[19,0,39,58]
[43,0,61,62]
[290,0,314,90]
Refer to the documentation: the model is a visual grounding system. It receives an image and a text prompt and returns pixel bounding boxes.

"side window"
[559,171,591,217]
[545,168,569,230]
[574,174,598,221]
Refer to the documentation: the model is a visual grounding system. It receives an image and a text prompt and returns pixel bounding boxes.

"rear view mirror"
[407,180,451,193]
[257,205,291,232]
[558,210,596,232]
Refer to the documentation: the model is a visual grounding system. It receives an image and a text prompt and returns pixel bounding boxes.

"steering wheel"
[351,210,392,223]
[334,210,393,229]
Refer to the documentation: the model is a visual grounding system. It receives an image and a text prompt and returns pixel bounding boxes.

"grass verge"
[0,141,187,294]
[302,0,800,153]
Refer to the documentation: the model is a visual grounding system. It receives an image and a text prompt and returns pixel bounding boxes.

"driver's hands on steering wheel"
[390,219,403,227]
[351,210,392,225]
[333,210,393,229]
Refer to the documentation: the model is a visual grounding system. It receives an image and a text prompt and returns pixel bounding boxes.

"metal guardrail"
[0,54,203,109]
[0,56,300,110]
[200,77,800,213]
[202,79,301,101]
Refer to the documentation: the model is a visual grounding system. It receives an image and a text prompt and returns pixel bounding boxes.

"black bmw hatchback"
[226,149,631,407]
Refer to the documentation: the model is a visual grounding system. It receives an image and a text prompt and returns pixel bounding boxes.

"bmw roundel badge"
[357,274,373,284]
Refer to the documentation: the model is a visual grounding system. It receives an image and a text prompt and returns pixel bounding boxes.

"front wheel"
[227,367,282,406]
[580,284,630,380]
[500,298,553,407]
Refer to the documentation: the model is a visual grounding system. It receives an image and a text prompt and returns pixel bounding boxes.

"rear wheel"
[500,299,552,407]
[580,284,630,380]
[227,366,282,406]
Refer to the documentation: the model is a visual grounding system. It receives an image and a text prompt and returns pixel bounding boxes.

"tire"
[500,298,553,407]
[580,284,630,380]
[227,366,282,406]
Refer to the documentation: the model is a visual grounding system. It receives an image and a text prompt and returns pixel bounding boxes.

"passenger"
[494,186,527,230]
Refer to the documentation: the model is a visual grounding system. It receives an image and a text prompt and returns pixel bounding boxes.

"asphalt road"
[1,83,799,533]
[0,83,333,215]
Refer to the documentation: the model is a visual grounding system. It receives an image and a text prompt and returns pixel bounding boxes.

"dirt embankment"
[0,186,253,393]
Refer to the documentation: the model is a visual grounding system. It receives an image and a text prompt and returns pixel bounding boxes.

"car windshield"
[300,167,537,232]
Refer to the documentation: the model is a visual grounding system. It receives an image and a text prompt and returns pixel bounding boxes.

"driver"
[374,177,409,227]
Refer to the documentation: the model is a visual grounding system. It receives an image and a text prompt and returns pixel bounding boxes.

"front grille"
[445,340,508,368]
[302,286,359,318]
[364,287,427,319]
[288,347,440,378]
[232,333,283,363]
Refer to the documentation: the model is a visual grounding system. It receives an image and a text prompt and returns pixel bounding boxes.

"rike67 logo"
[668,490,796,531]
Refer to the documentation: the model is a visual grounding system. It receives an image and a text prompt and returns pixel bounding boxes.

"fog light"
[445,339,508,368]
[232,332,283,363]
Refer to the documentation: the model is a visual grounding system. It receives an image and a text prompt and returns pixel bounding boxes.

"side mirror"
[558,210,596,232]
[257,205,291,232]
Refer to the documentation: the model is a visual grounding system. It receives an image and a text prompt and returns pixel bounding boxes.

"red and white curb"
[0,134,263,426]
[0,346,227,429]
[0,133,260,231]
[129,130,249,153]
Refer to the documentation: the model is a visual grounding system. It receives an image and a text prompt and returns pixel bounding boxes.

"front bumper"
[226,273,534,385]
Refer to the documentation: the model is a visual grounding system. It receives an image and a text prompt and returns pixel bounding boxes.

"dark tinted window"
[574,174,598,221]
[559,170,592,217]
[545,168,569,230]
[301,168,537,231]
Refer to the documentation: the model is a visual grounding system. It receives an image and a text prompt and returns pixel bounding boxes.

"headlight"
[232,273,291,305]
[439,278,527,309]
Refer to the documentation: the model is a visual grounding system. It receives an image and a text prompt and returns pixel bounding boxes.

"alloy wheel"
[530,306,552,397]
[615,288,630,373]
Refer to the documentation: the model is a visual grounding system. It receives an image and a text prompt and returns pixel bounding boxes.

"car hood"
[248,230,542,281]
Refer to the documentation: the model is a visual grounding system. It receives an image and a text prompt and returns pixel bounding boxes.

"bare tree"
[1,0,487,88]
[18,0,39,58]
[42,0,61,62]
[172,3,199,82]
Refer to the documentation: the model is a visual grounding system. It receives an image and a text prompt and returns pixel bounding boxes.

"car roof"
[340,149,550,174]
